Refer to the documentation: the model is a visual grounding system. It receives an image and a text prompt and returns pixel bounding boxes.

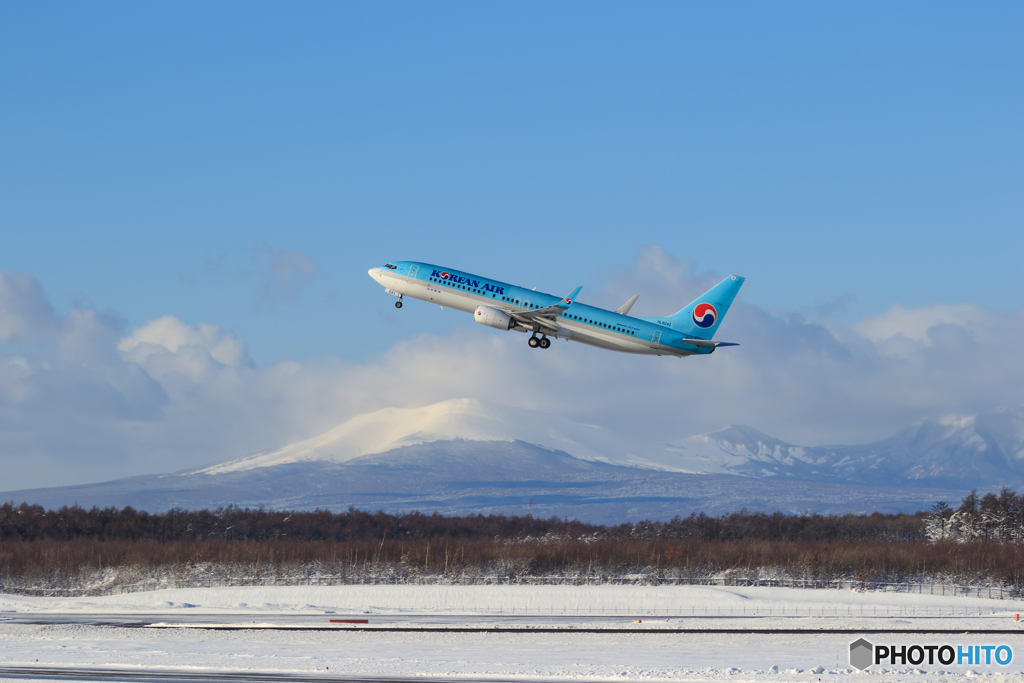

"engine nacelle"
[474,305,514,330]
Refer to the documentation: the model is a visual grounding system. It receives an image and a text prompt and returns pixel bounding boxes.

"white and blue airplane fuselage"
[369,262,744,357]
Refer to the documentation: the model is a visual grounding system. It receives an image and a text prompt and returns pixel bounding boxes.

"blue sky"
[4,1,1021,364]
[1,2,1023,489]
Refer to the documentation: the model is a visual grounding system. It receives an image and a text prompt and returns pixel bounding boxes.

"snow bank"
[2,583,1020,616]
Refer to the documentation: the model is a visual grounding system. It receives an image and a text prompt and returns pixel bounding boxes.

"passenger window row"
[565,314,635,335]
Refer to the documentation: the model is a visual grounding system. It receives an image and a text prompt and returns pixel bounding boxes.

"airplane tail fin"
[662,275,745,339]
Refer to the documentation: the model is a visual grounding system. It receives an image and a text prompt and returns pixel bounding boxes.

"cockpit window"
[384,263,398,270]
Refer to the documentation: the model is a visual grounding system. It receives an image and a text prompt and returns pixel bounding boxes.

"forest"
[2,489,1023,596]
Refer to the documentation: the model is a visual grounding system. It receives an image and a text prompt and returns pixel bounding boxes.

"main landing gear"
[528,335,551,349]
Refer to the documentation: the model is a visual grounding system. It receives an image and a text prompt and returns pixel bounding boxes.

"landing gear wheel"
[528,336,540,348]
[539,337,551,349]
[395,300,403,308]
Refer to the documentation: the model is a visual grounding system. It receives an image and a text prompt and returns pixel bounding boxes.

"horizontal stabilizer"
[683,339,739,348]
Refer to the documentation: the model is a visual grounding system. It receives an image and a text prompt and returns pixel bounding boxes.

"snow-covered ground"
[2,585,1024,681]
[1,583,1017,618]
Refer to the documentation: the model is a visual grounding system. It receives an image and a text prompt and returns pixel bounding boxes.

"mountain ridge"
[668,407,1024,489]
[190,399,1024,488]
[3,401,1022,522]
[0,439,968,523]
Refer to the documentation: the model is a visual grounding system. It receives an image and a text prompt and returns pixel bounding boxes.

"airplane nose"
[368,267,379,279]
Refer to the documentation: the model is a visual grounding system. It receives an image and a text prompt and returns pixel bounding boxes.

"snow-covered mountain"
[667,425,821,477]
[197,398,1024,490]
[4,400,1023,521]
[0,440,966,522]
[668,406,1024,489]
[193,398,690,475]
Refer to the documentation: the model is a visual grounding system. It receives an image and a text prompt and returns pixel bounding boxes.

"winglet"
[615,295,639,315]
[556,286,582,310]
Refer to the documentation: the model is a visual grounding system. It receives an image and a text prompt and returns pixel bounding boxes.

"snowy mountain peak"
[192,398,690,476]
[194,398,520,475]
[701,425,791,448]
[664,425,816,475]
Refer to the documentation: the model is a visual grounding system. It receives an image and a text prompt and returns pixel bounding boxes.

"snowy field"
[3,585,1024,682]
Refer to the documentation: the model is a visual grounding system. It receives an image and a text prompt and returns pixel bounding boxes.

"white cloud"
[0,270,59,342]
[852,303,995,344]
[1,253,1023,491]
[118,315,251,379]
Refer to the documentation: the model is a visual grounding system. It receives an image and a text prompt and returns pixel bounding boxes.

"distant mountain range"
[668,407,1024,489]
[4,399,1021,523]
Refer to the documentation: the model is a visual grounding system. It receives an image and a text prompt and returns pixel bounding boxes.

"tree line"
[7,488,1024,545]
[4,495,1024,592]
[0,502,928,543]
[926,488,1024,543]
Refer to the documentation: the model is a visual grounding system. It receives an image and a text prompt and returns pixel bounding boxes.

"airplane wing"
[508,286,582,331]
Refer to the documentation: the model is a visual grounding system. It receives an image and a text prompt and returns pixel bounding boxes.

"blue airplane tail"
[647,275,745,339]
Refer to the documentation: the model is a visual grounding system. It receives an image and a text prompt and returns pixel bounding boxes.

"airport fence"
[4,572,1021,602]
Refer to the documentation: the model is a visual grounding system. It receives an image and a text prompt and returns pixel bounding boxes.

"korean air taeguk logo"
[692,303,718,328]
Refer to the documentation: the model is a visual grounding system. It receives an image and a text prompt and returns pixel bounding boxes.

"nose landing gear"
[395,296,403,308]
[528,334,551,349]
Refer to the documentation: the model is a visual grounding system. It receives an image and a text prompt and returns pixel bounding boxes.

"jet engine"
[474,305,513,330]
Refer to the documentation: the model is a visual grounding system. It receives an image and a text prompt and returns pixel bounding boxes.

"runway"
[0,666,505,683]
[2,611,1021,634]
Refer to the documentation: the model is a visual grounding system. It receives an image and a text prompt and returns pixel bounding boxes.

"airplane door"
[651,330,661,348]
[408,264,419,279]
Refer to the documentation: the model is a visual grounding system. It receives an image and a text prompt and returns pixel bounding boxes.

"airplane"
[368,261,744,357]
